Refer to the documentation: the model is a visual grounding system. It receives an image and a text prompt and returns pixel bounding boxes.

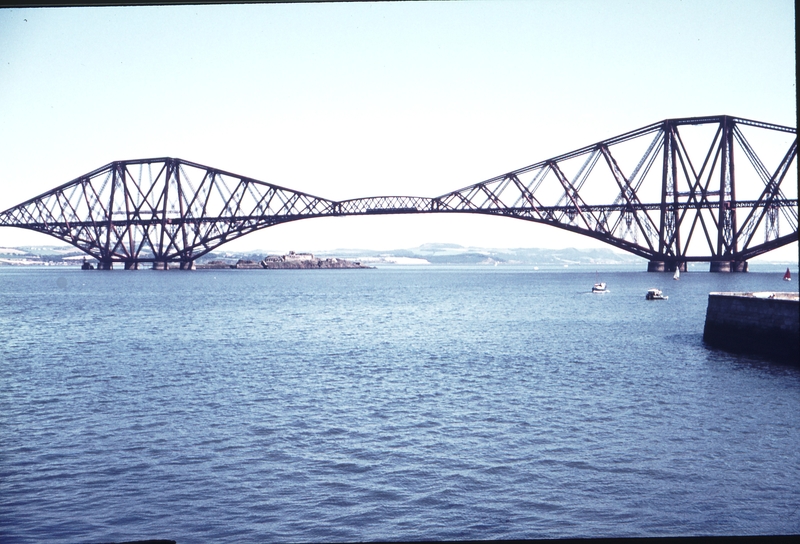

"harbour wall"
[703,292,799,363]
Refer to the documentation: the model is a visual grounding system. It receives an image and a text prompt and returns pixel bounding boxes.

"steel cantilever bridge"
[1,115,796,271]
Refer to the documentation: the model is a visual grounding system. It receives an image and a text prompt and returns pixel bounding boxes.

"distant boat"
[592,271,607,293]
[646,288,668,300]
[784,268,791,281]
[673,267,680,280]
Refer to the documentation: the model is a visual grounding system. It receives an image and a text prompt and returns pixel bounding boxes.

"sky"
[0,0,796,259]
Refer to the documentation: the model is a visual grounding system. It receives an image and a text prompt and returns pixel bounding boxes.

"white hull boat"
[646,288,668,300]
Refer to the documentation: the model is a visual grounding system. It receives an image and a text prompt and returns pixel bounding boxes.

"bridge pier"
[667,261,687,272]
[124,261,140,270]
[151,261,195,270]
[98,261,113,270]
[710,261,749,273]
[710,261,730,273]
[648,260,690,272]
[648,261,687,272]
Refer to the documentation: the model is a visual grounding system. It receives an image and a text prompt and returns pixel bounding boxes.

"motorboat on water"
[645,288,668,300]
[592,282,608,293]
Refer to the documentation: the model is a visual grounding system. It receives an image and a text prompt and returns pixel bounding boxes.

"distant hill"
[0,243,643,266]
[0,245,86,265]
[312,244,644,266]
[2,243,796,267]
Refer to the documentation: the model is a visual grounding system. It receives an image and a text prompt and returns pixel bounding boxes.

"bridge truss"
[0,115,796,270]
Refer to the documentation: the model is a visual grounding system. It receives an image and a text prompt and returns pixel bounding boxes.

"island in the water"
[197,251,373,270]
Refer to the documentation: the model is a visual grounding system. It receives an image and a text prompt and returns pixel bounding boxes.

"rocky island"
[197,251,373,270]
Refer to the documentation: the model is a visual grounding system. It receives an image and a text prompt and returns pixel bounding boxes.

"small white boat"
[673,267,680,280]
[645,288,668,300]
[592,282,608,293]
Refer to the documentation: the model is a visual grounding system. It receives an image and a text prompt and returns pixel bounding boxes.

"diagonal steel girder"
[0,158,338,267]
[430,114,797,263]
[0,116,796,266]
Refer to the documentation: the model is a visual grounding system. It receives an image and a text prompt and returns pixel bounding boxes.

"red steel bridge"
[1,115,796,271]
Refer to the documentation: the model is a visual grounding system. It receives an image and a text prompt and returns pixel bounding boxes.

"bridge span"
[0,115,796,271]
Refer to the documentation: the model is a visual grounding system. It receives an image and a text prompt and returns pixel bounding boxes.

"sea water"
[1,264,798,542]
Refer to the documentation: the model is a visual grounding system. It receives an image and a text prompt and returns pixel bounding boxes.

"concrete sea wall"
[703,292,799,362]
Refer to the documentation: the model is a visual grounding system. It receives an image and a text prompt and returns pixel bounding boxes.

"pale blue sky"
[0,0,796,257]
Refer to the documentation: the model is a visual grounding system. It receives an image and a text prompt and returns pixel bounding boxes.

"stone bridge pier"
[648,260,749,272]
[709,261,749,273]
[647,261,687,273]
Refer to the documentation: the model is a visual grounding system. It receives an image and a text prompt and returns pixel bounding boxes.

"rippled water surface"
[1,265,799,543]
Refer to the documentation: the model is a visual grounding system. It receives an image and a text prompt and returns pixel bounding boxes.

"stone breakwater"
[703,291,799,363]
